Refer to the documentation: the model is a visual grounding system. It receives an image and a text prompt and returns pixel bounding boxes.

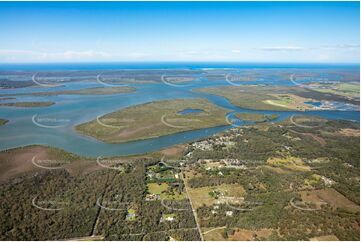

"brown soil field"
[230,228,274,241]
[159,144,187,158]
[338,128,360,137]
[310,234,339,241]
[299,188,359,212]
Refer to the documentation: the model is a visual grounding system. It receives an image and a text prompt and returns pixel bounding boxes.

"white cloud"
[0,49,112,62]
[0,49,40,55]
[260,46,307,51]
[322,44,360,50]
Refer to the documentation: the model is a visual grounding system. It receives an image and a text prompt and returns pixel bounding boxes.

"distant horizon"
[0,61,359,65]
[0,61,359,72]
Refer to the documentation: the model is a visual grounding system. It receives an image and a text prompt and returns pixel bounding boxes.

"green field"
[76,98,231,143]
[194,86,312,111]
[312,82,359,98]
[147,182,186,200]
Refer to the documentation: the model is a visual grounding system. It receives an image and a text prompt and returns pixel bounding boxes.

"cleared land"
[266,156,311,172]
[195,85,313,111]
[338,128,360,137]
[310,235,339,241]
[147,182,186,200]
[185,180,245,209]
[203,227,274,241]
[299,188,359,212]
[0,101,55,107]
[0,145,100,183]
[309,82,359,98]
[76,98,230,143]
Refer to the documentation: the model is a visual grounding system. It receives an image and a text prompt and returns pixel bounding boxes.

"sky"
[0,1,359,63]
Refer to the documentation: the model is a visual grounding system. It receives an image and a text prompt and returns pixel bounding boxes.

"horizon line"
[0,61,359,65]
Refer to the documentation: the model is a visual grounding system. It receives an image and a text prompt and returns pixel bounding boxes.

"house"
[165,216,175,222]
[161,213,176,222]
[226,211,233,216]
[126,209,136,221]
[320,176,335,187]
[145,193,160,201]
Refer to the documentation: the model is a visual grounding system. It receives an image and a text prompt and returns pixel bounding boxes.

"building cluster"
[191,134,237,151]
[198,158,248,170]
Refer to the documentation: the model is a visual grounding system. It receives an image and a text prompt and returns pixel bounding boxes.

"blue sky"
[0,1,359,63]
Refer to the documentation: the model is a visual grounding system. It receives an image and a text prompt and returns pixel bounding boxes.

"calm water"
[0,63,359,158]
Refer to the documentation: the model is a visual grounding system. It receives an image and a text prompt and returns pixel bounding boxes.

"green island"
[0,101,55,107]
[0,86,136,97]
[0,118,8,126]
[194,85,359,111]
[235,112,278,122]
[76,98,231,143]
